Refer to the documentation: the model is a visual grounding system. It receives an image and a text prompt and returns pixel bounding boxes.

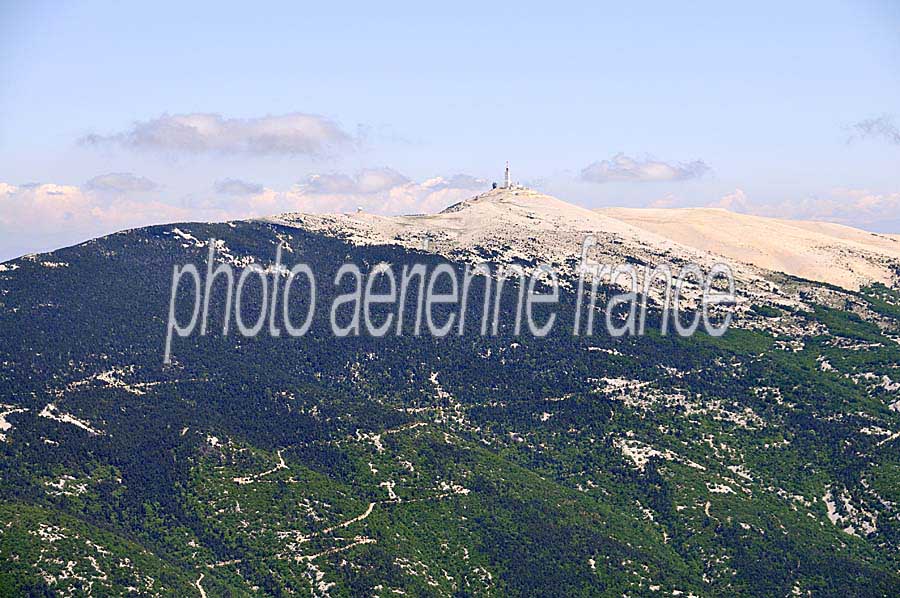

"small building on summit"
[494,161,521,190]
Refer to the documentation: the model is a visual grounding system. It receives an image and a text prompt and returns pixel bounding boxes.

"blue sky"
[1,0,899,259]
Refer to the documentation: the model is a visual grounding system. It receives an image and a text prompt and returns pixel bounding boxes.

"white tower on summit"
[504,161,511,189]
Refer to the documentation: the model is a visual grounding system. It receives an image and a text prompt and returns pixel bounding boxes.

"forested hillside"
[1,219,899,596]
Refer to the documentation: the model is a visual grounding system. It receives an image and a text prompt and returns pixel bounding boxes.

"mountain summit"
[270,187,900,291]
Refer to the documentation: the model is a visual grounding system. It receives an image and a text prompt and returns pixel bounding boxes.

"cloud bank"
[0,182,197,260]
[214,178,264,196]
[770,188,900,227]
[0,170,487,260]
[707,188,750,212]
[81,112,353,156]
[85,172,159,193]
[303,168,410,195]
[249,170,487,216]
[699,188,900,230]
[581,153,710,183]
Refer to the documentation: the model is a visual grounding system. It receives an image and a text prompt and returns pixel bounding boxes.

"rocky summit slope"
[601,206,900,292]
[270,186,900,301]
[271,187,900,293]
[0,188,899,596]
[270,187,749,288]
[271,187,900,340]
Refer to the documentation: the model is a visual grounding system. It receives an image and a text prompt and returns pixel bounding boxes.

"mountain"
[600,207,900,291]
[1,188,899,597]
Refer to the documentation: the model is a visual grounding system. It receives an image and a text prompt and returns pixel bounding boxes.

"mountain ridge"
[601,206,900,291]
[4,186,897,294]
[1,198,900,595]
[265,187,900,292]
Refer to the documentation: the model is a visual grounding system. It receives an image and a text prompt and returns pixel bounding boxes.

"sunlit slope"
[601,207,900,291]
[270,187,900,291]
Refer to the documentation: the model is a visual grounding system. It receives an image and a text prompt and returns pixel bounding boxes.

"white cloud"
[422,174,485,190]
[214,178,264,196]
[0,170,487,260]
[702,188,900,230]
[85,172,159,193]
[0,182,203,260]
[303,168,409,195]
[81,112,353,156]
[636,187,900,232]
[774,188,900,226]
[707,188,750,211]
[257,169,487,216]
[647,193,679,209]
[581,153,710,183]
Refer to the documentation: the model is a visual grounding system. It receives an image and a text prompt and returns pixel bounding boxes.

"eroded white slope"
[600,207,900,291]
[269,188,836,332]
[267,187,900,301]
[269,188,738,280]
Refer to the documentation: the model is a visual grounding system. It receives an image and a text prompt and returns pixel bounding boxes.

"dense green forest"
[0,221,898,596]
